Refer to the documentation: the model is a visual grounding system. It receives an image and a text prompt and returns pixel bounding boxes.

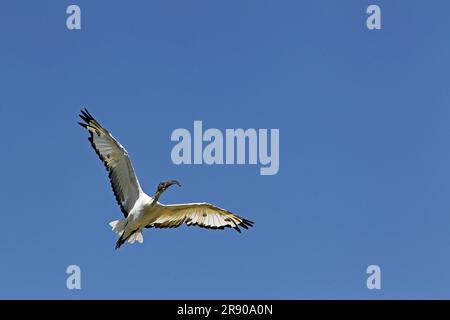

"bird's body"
[112,193,155,245]
[78,109,254,249]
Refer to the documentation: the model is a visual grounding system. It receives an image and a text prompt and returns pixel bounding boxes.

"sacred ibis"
[78,109,254,249]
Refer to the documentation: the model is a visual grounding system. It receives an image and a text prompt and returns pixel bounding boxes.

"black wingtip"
[78,108,99,131]
[79,114,87,122]
[79,108,95,122]
[239,219,254,230]
[83,108,93,118]
[244,219,254,226]
[78,109,93,127]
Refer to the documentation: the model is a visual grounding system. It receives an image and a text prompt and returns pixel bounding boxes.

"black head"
[156,180,181,194]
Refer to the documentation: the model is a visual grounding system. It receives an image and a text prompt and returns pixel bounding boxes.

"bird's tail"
[109,219,127,250]
[115,230,144,249]
[115,235,127,250]
[109,219,127,236]
[109,219,144,249]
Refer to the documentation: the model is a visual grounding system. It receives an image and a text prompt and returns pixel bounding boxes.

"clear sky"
[1,0,450,299]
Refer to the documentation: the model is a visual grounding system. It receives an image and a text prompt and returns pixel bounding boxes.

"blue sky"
[1,0,450,299]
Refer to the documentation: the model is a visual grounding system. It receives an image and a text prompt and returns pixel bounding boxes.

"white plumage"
[78,109,254,249]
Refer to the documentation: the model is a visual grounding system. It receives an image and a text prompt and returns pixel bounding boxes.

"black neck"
[153,191,162,203]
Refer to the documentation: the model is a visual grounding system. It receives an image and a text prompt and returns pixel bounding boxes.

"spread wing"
[78,109,142,217]
[147,203,254,232]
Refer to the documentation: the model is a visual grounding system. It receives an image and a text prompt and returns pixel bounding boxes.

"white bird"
[78,109,254,249]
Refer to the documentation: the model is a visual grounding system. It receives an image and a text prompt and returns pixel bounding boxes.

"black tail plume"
[115,236,126,250]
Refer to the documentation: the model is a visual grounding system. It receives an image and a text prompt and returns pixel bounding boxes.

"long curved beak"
[167,180,181,188]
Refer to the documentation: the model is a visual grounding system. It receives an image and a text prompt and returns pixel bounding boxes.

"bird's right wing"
[147,203,254,232]
[78,109,142,217]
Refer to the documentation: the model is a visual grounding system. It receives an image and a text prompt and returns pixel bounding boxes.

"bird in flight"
[78,109,254,249]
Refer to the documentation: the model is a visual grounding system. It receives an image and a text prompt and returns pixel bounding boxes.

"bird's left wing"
[78,109,142,217]
[147,203,254,232]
